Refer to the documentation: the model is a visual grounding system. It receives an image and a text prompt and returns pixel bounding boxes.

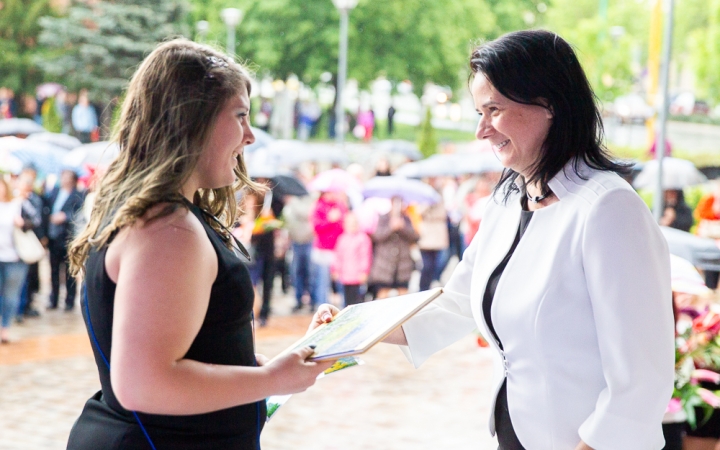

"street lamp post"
[221,8,243,56]
[653,0,674,222]
[332,0,358,146]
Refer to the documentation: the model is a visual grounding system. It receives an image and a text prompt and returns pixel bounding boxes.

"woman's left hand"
[13,216,24,228]
[574,441,594,450]
[255,354,269,366]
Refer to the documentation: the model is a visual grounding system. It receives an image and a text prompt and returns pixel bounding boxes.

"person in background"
[273,227,290,295]
[72,89,98,144]
[417,188,449,291]
[16,168,44,320]
[694,181,720,290]
[332,212,372,306]
[0,178,28,343]
[462,175,494,246]
[55,90,72,135]
[695,180,720,224]
[368,196,419,299]
[357,109,375,142]
[44,169,83,311]
[247,191,281,327]
[0,87,12,118]
[660,189,693,232]
[310,191,347,310]
[374,158,392,177]
[434,177,464,282]
[387,104,396,136]
[282,195,316,312]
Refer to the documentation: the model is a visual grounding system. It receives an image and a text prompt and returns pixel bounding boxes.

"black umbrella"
[270,174,308,197]
[0,118,46,136]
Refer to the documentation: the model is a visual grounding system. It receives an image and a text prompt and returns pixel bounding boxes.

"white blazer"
[401,161,675,449]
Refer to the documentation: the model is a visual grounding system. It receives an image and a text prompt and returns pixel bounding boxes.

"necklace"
[526,190,551,204]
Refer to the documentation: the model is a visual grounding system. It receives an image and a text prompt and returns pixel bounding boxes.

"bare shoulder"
[106,203,217,283]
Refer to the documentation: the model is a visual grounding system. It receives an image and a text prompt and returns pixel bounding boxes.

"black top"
[483,205,533,450]
[73,202,265,449]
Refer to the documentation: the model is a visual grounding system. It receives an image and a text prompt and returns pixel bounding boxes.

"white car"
[614,94,655,124]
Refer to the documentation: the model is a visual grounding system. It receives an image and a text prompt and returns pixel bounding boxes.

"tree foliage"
[417,107,438,158]
[544,0,649,102]
[189,0,497,92]
[0,0,56,96]
[545,0,720,105]
[688,0,720,102]
[36,0,189,102]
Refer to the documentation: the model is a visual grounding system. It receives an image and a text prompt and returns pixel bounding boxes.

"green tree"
[688,0,720,103]
[417,107,438,158]
[485,0,548,38]
[0,0,57,98]
[544,0,649,101]
[36,0,190,103]
[188,0,497,93]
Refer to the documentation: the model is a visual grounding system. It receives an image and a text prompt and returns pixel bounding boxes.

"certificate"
[279,288,443,361]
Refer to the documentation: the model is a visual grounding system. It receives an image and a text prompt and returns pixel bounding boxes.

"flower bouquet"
[672,308,720,428]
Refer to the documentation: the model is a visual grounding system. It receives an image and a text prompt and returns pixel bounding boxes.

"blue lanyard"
[83,287,157,450]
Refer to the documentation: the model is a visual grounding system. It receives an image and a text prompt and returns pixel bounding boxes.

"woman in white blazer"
[311,30,674,450]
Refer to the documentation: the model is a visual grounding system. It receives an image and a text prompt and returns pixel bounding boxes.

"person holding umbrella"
[660,189,693,232]
[312,30,673,449]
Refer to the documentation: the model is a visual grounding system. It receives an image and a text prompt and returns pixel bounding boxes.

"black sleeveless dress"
[67,202,266,450]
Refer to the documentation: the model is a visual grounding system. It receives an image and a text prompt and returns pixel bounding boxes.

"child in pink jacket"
[332,212,372,306]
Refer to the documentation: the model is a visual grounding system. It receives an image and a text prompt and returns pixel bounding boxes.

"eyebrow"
[481,101,501,107]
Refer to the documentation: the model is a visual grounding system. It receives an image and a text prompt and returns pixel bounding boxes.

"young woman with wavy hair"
[67,39,332,450]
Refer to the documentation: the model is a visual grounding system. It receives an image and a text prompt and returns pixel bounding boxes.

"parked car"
[670,92,711,116]
[614,93,654,124]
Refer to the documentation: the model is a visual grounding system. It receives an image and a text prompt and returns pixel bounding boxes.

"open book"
[278,288,443,362]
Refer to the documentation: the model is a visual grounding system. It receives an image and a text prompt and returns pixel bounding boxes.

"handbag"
[12,227,45,264]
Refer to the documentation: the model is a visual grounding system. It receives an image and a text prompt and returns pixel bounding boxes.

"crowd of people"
[229,158,499,327]
[0,166,82,342]
[1,87,99,143]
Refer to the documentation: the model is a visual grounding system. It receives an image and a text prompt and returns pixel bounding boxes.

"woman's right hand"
[264,347,335,395]
[308,304,340,332]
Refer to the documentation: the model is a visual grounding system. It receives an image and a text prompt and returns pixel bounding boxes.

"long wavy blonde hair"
[69,39,265,277]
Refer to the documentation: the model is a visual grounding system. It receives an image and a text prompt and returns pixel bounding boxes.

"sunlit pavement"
[0,259,498,449]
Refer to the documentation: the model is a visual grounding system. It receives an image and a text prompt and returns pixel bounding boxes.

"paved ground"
[0,259,498,449]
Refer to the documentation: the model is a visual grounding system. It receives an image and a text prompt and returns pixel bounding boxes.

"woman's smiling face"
[196,90,255,190]
[471,74,553,179]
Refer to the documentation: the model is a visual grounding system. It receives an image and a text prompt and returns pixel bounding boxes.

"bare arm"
[108,208,332,415]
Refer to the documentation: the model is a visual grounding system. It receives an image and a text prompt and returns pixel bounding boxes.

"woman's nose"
[475,117,492,140]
